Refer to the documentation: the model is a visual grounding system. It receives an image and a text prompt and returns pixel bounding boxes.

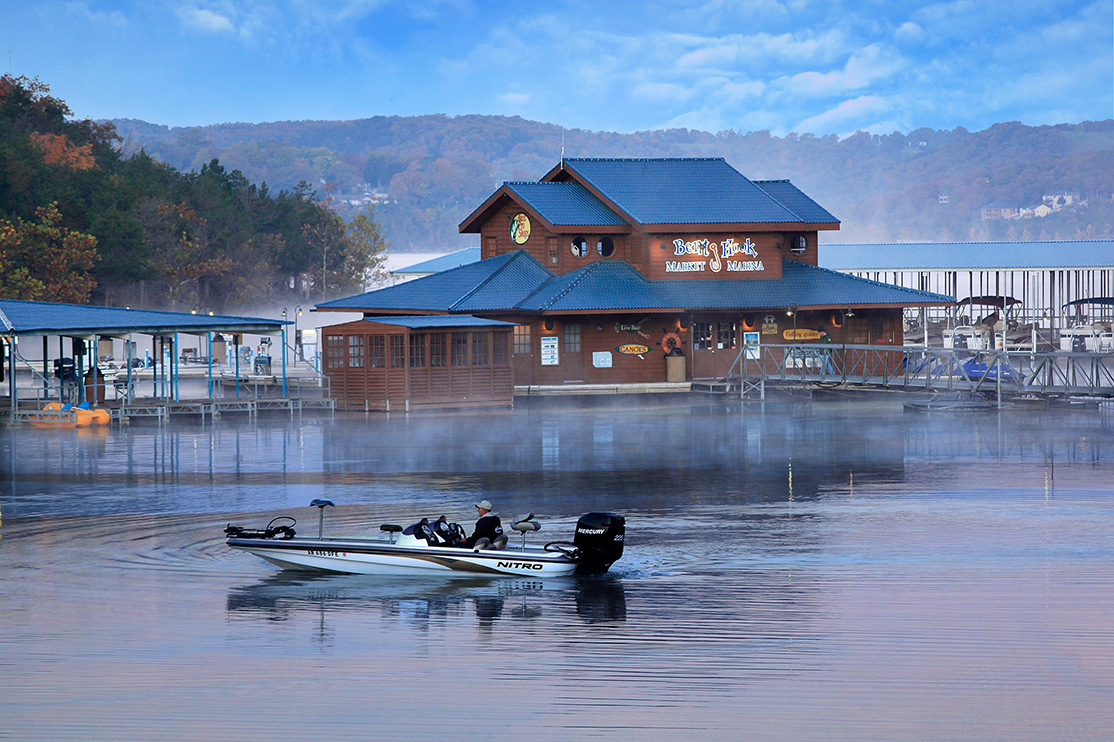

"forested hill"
[112,115,1114,249]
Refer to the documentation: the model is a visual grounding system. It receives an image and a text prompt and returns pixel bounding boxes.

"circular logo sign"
[510,213,531,244]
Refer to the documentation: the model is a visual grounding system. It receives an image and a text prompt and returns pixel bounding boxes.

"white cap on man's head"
[475,500,493,511]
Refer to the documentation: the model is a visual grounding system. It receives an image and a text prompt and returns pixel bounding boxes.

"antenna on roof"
[560,126,565,169]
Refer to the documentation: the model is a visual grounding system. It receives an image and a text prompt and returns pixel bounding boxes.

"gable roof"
[392,248,482,276]
[317,249,553,314]
[461,157,839,233]
[318,251,951,315]
[549,158,839,227]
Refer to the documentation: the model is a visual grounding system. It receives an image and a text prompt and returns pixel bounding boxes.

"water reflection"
[226,573,628,643]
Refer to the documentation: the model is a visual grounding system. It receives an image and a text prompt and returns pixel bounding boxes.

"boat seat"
[512,520,540,533]
[472,534,507,551]
[380,524,402,533]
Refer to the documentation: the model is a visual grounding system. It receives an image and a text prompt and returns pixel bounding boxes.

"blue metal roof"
[318,250,553,313]
[0,299,286,337]
[363,315,515,328]
[558,158,836,226]
[392,248,482,275]
[821,240,1114,271]
[320,250,951,314]
[753,180,839,224]
[503,181,627,226]
[521,259,951,311]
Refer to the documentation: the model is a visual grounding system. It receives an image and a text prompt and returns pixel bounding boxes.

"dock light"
[786,308,794,317]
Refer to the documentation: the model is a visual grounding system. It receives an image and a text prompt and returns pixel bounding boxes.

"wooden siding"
[322,320,513,411]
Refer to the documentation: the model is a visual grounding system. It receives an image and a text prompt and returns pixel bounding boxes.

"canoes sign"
[617,344,650,355]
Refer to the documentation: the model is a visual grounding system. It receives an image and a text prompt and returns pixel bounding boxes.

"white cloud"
[796,95,893,133]
[177,6,236,33]
[633,81,695,101]
[779,44,905,97]
[894,21,923,44]
[498,92,531,106]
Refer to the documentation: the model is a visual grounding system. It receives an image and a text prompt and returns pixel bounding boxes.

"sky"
[8,0,1114,137]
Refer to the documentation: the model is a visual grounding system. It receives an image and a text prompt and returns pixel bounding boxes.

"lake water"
[3,399,1114,741]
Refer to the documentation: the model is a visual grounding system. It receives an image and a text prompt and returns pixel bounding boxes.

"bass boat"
[225,503,625,577]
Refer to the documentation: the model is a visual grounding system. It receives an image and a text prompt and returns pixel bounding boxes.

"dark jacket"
[464,513,503,548]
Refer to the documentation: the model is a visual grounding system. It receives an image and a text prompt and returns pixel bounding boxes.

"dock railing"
[717,343,1114,398]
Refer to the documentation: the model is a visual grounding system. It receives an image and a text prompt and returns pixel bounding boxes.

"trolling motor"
[224,515,297,540]
[310,498,334,537]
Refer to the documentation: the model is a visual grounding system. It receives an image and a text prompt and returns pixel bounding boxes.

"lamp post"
[281,308,288,367]
[294,306,303,366]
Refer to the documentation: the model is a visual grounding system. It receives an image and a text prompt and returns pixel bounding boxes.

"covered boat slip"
[821,239,1114,348]
[0,298,332,424]
[322,316,515,411]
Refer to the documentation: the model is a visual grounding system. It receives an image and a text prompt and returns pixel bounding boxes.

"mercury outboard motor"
[572,512,625,575]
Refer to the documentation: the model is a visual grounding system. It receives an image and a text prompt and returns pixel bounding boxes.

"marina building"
[317,158,951,405]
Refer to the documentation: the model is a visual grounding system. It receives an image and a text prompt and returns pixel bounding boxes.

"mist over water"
[3,400,1114,741]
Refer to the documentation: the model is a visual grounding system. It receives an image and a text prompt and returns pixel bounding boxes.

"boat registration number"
[307,549,341,557]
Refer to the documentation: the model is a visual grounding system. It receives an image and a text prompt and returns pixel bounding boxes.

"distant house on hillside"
[981,201,1020,220]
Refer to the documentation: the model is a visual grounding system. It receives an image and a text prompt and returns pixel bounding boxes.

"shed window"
[452,332,469,367]
[409,334,426,368]
[366,336,383,368]
[390,335,405,368]
[349,335,367,368]
[430,333,447,367]
[493,332,509,365]
[326,335,344,369]
[471,332,489,365]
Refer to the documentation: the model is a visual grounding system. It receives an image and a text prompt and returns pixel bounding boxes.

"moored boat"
[225,507,625,577]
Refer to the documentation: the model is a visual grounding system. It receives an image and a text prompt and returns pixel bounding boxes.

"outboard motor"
[573,512,625,575]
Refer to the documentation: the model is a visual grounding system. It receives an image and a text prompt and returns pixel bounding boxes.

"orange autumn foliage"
[29,131,97,171]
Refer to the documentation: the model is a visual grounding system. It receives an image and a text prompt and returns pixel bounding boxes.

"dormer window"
[789,235,807,255]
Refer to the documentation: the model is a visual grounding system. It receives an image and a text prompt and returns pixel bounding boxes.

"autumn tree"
[139,201,232,310]
[0,202,99,302]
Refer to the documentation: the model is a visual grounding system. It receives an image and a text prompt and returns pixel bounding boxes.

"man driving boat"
[459,500,504,549]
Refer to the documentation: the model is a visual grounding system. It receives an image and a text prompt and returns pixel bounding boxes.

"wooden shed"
[322,315,515,411]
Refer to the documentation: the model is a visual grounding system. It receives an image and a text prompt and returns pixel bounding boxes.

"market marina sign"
[665,238,764,274]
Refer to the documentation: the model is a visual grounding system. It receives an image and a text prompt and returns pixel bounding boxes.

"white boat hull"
[228,536,579,577]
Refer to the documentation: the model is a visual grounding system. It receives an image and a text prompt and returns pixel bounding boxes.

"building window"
[471,332,489,365]
[717,322,736,350]
[597,236,614,258]
[693,322,713,350]
[564,323,581,352]
[452,332,469,366]
[365,335,382,368]
[390,335,405,368]
[493,332,509,365]
[570,236,588,258]
[409,334,426,368]
[547,237,559,265]
[513,325,531,354]
[326,335,344,369]
[430,333,447,367]
[789,234,807,255]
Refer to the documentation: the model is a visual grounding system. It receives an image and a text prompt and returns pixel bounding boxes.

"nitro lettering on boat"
[497,561,544,570]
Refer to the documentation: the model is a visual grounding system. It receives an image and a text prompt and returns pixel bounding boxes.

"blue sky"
[10,0,1114,136]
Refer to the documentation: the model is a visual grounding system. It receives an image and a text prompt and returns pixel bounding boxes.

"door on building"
[562,322,585,381]
[512,324,534,385]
